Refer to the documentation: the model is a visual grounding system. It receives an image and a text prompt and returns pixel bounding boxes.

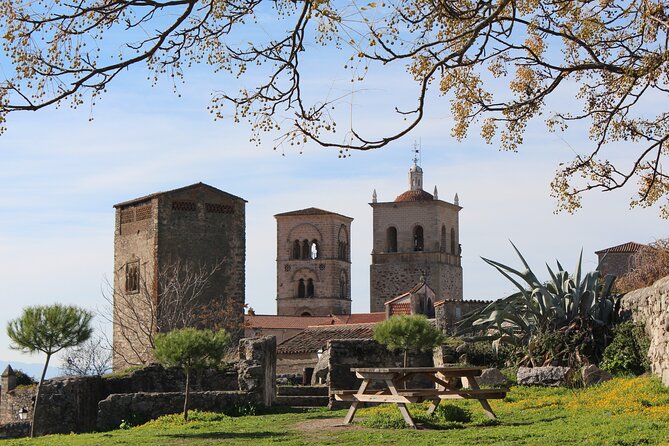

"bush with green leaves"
[600,322,651,376]
[153,328,230,421]
[7,304,93,437]
[373,315,445,367]
[456,243,618,368]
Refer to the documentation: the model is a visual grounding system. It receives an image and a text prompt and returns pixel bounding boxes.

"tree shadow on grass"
[164,431,288,440]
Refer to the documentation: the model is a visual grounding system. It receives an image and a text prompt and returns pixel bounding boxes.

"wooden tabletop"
[351,366,484,373]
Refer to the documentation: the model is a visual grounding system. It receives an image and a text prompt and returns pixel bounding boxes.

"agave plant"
[456,242,619,367]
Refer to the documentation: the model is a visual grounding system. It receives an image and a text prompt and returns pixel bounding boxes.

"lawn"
[2,377,668,446]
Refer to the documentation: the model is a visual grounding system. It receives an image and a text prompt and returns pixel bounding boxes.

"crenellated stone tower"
[275,208,353,316]
[369,161,463,312]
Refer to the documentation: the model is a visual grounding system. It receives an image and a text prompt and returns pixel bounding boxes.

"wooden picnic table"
[333,366,508,428]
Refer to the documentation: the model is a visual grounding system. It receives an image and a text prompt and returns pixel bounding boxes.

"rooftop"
[274,207,353,220]
[394,189,434,203]
[277,323,376,354]
[595,241,648,254]
[113,182,246,208]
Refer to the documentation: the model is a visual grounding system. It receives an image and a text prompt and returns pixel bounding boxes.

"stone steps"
[276,385,328,396]
[274,395,329,407]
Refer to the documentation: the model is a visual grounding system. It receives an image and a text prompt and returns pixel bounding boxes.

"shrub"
[459,341,514,368]
[601,322,651,376]
[14,369,36,386]
[432,404,472,423]
[615,239,669,293]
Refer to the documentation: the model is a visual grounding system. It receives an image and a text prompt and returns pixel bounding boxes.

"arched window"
[337,225,349,260]
[301,311,312,317]
[450,228,456,255]
[302,240,310,259]
[386,227,397,253]
[292,240,300,259]
[339,271,348,299]
[414,225,424,252]
[306,279,314,298]
[441,225,447,253]
[297,279,305,298]
[427,299,435,318]
[310,240,319,259]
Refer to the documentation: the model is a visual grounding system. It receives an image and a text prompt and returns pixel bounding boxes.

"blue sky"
[0,11,667,369]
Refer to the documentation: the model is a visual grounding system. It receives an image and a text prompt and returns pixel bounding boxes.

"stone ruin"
[0,336,275,439]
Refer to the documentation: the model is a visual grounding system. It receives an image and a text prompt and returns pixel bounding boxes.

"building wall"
[113,184,246,371]
[369,201,462,312]
[276,213,352,316]
[598,252,635,278]
[113,198,159,369]
[435,300,491,335]
[157,187,246,332]
[620,275,669,386]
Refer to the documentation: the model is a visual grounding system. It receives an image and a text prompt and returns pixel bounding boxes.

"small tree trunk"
[183,368,190,421]
[31,353,51,438]
[403,349,408,368]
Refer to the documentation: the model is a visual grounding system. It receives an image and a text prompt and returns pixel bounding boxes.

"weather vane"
[412,140,422,165]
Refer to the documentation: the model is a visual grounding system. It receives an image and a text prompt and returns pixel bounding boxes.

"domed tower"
[369,162,462,312]
[275,208,353,316]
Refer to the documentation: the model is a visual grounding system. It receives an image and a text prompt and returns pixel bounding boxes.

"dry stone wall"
[620,275,669,386]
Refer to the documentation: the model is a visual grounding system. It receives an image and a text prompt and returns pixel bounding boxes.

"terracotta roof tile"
[277,323,377,354]
[394,190,434,202]
[595,242,647,254]
[332,313,386,324]
[433,298,492,307]
[274,207,352,220]
[389,303,412,316]
[245,315,335,330]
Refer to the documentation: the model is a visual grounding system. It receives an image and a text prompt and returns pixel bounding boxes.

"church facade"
[369,162,463,312]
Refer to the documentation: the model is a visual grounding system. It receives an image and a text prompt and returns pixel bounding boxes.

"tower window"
[441,225,447,253]
[386,227,397,253]
[125,260,140,294]
[292,240,301,259]
[414,225,424,252]
[310,240,319,259]
[339,271,348,299]
[306,279,314,298]
[338,225,349,260]
[302,240,310,259]
[297,279,306,298]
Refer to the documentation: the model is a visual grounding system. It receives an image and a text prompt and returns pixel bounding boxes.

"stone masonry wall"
[276,212,352,316]
[369,199,462,312]
[97,391,249,431]
[598,252,635,278]
[0,336,274,437]
[237,336,276,407]
[620,275,669,386]
[327,339,433,408]
[435,300,491,334]
[0,385,34,426]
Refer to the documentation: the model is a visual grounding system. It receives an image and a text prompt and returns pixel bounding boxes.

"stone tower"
[275,208,353,316]
[369,162,462,312]
[112,182,246,370]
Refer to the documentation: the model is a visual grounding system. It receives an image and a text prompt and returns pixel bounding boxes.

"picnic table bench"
[332,366,508,428]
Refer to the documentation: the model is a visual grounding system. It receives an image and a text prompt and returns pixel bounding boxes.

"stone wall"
[620,275,669,386]
[237,336,276,406]
[326,339,433,408]
[0,422,29,439]
[275,211,352,316]
[0,385,34,426]
[0,336,276,437]
[435,299,491,334]
[113,183,247,370]
[597,251,635,278]
[97,391,249,431]
[369,198,462,312]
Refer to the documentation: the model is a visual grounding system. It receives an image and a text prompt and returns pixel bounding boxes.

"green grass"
[2,377,669,445]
